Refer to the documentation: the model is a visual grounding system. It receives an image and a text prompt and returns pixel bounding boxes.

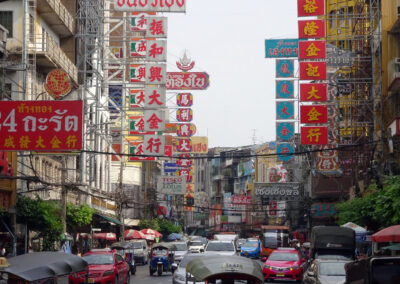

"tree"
[16,196,63,251]
[139,218,182,238]
[66,203,96,238]
[336,176,400,230]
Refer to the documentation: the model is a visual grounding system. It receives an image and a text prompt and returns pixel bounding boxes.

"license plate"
[88,279,95,283]
[276,273,285,277]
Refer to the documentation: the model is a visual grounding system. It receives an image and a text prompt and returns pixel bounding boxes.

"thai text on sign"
[265,39,299,58]
[114,0,186,12]
[0,101,83,151]
[166,72,210,90]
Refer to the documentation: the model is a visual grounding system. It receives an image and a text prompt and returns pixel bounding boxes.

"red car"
[69,249,130,284]
[262,247,306,282]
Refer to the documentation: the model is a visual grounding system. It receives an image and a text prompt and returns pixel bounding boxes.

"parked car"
[303,259,350,284]
[69,248,130,284]
[188,240,205,253]
[240,239,260,258]
[262,247,306,282]
[173,241,188,263]
[237,238,247,250]
[204,240,236,256]
[132,239,149,265]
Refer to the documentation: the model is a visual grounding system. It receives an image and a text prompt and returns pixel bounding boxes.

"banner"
[265,39,298,58]
[298,19,326,39]
[300,126,328,145]
[114,0,186,13]
[297,0,325,17]
[144,110,165,131]
[300,105,328,124]
[0,101,83,151]
[299,61,327,80]
[299,40,326,60]
[300,83,327,102]
[157,176,186,195]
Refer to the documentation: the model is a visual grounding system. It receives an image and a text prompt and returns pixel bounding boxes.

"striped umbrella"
[141,228,162,238]
[124,229,146,240]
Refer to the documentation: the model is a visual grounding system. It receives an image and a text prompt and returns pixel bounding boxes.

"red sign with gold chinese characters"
[300,105,328,124]
[0,101,83,151]
[300,83,327,102]
[301,126,328,145]
[298,19,326,39]
[44,69,72,99]
[298,0,325,17]
[299,62,327,80]
[299,40,326,59]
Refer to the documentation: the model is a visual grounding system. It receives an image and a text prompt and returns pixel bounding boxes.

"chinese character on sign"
[130,90,145,108]
[276,80,294,99]
[146,64,166,84]
[276,122,295,141]
[300,62,326,80]
[130,39,147,57]
[146,17,168,38]
[276,60,294,78]
[144,111,165,131]
[301,105,327,123]
[130,64,146,83]
[177,154,193,167]
[298,0,325,17]
[146,40,167,62]
[298,20,325,38]
[177,123,194,137]
[177,109,193,122]
[277,143,295,162]
[276,101,294,120]
[144,135,165,155]
[301,127,328,145]
[177,93,193,107]
[145,87,166,108]
[176,138,192,152]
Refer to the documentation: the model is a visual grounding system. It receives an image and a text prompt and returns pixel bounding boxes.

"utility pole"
[61,156,67,234]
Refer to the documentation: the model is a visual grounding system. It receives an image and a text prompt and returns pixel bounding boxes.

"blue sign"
[276,122,295,141]
[277,143,295,162]
[276,101,294,120]
[265,39,299,58]
[276,80,294,99]
[276,59,294,78]
[164,163,180,173]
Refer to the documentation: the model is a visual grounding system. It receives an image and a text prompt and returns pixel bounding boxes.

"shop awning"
[96,214,124,226]
[124,218,140,227]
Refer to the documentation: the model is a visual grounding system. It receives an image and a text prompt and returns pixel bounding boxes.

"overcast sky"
[166,0,298,148]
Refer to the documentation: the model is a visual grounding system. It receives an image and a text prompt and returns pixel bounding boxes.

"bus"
[260,225,290,257]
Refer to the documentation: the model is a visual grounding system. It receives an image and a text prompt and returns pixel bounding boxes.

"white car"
[204,240,236,256]
[188,240,205,253]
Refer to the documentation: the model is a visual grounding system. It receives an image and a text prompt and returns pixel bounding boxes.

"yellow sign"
[0,257,9,268]
[191,137,208,154]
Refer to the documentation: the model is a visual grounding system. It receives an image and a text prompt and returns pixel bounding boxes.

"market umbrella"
[372,225,400,243]
[141,228,162,238]
[167,233,182,241]
[92,232,117,241]
[124,229,146,240]
[341,222,367,233]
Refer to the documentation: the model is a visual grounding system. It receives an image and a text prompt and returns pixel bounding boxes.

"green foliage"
[139,218,182,238]
[336,175,400,230]
[16,195,63,250]
[66,203,96,228]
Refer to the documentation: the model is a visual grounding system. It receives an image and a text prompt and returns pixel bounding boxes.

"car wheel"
[149,266,154,276]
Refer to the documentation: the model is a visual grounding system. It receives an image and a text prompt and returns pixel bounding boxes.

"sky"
[166,0,298,148]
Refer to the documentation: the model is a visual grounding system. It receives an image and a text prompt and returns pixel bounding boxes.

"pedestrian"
[0,247,5,257]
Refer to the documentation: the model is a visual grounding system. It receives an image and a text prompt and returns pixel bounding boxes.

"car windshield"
[83,254,114,265]
[206,242,234,252]
[132,242,142,249]
[319,262,346,276]
[268,252,299,262]
[175,243,188,251]
[153,248,168,256]
[243,242,258,248]
[189,241,203,247]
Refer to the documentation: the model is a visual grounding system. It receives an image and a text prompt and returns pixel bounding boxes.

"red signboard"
[300,83,327,102]
[176,109,193,122]
[298,19,326,39]
[167,72,209,90]
[177,154,193,168]
[0,101,83,151]
[299,62,327,80]
[176,138,192,152]
[298,0,325,17]
[299,40,326,60]
[301,126,328,145]
[177,93,193,107]
[176,123,195,137]
[232,195,252,205]
[300,105,328,124]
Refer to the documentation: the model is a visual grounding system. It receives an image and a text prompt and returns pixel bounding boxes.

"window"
[0,12,13,38]
[0,83,12,100]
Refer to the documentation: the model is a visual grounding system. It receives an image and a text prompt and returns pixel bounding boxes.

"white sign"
[144,110,165,131]
[143,135,165,156]
[144,86,166,109]
[157,176,186,195]
[146,63,167,85]
[114,0,186,13]
[146,40,167,62]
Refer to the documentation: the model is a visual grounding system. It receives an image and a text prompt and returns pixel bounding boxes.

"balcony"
[32,33,78,84]
[37,0,75,38]
[0,24,7,57]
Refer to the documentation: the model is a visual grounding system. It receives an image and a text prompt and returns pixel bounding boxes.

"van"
[131,239,149,265]
[214,233,239,250]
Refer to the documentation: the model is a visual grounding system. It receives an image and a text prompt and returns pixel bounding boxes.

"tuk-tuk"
[0,252,88,283]
[149,242,177,276]
[111,241,136,275]
[185,255,264,284]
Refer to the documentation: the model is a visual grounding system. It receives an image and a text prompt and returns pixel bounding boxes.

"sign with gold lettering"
[299,62,327,80]
[0,101,83,151]
[300,83,327,102]
[299,40,326,59]
[298,19,326,39]
[297,0,325,17]
[300,126,328,145]
[44,69,72,99]
[300,105,328,124]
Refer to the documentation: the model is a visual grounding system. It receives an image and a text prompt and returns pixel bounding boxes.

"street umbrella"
[167,233,182,241]
[124,229,146,240]
[141,228,162,238]
[372,225,400,243]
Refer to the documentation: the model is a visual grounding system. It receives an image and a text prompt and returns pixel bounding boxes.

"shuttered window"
[0,11,12,38]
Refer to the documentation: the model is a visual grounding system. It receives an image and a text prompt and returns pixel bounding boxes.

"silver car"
[173,242,188,263]
[303,259,350,284]
[204,240,236,256]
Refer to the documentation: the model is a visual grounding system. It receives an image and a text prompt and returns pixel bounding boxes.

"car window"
[189,241,203,246]
[83,254,114,265]
[319,262,346,276]
[115,254,125,263]
[206,242,234,252]
[243,242,258,248]
[132,242,142,249]
[175,243,188,251]
[268,252,299,262]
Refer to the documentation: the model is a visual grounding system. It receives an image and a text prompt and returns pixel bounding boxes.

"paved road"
[132,259,303,284]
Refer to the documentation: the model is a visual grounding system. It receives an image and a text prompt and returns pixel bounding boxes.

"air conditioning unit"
[395,57,400,65]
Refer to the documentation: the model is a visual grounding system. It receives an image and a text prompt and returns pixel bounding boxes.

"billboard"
[0,101,83,151]
[265,39,298,58]
[114,0,186,12]
[157,176,186,195]
[300,105,328,124]
[167,72,210,90]
[255,183,302,204]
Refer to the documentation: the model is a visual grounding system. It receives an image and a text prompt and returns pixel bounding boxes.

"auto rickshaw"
[0,251,88,283]
[185,255,264,284]
[149,242,177,276]
[111,241,136,275]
